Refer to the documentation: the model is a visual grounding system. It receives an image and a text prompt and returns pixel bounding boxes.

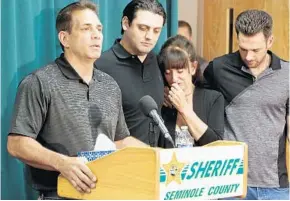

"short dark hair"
[178,20,192,37]
[56,0,98,51]
[235,9,273,39]
[121,0,166,34]
[158,35,202,87]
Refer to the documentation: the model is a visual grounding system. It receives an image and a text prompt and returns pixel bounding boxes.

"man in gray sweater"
[204,9,289,200]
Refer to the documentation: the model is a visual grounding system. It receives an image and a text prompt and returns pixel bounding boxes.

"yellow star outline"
[162,152,186,186]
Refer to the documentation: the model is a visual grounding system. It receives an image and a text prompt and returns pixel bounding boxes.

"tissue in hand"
[78,133,116,162]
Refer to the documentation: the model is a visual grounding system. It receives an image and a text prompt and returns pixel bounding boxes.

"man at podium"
[7,1,147,199]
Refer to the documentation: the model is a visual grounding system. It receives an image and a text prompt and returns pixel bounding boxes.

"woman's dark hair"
[158,35,202,86]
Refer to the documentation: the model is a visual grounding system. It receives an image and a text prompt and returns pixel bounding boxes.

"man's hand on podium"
[56,156,97,193]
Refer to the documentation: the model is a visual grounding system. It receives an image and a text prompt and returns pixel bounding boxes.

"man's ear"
[121,16,130,32]
[58,31,70,49]
[267,35,274,49]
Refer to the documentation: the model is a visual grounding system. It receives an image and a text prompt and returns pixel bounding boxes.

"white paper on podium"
[94,133,116,151]
[78,133,116,163]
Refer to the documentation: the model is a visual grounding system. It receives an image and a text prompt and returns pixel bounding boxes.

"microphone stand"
[164,132,176,148]
[149,122,156,147]
[151,120,176,148]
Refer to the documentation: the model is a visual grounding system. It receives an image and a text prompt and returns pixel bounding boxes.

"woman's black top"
[158,87,224,148]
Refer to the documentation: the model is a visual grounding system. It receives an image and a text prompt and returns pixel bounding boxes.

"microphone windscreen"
[138,95,158,116]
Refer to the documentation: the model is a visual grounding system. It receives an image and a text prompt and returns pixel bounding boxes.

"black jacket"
[158,87,224,148]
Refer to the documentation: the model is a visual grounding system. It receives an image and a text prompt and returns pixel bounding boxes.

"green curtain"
[1,0,177,199]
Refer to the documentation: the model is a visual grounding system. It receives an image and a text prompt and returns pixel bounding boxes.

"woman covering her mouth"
[158,35,225,148]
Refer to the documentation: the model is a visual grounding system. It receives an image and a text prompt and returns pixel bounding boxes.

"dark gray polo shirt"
[9,54,129,191]
[204,51,289,188]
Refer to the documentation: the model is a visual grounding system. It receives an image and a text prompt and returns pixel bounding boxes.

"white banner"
[159,145,245,200]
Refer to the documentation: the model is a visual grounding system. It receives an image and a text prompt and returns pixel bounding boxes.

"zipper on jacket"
[252,76,256,82]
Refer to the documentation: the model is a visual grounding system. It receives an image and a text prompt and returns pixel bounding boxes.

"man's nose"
[92,29,101,39]
[246,51,255,61]
[145,30,153,40]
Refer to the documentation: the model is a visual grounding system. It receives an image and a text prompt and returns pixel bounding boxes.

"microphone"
[138,95,175,148]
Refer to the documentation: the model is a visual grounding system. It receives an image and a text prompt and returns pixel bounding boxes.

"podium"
[57,141,248,200]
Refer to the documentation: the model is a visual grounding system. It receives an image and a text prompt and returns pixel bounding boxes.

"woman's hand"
[168,83,192,114]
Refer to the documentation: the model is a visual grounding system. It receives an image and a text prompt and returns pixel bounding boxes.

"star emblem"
[162,152,186,186]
